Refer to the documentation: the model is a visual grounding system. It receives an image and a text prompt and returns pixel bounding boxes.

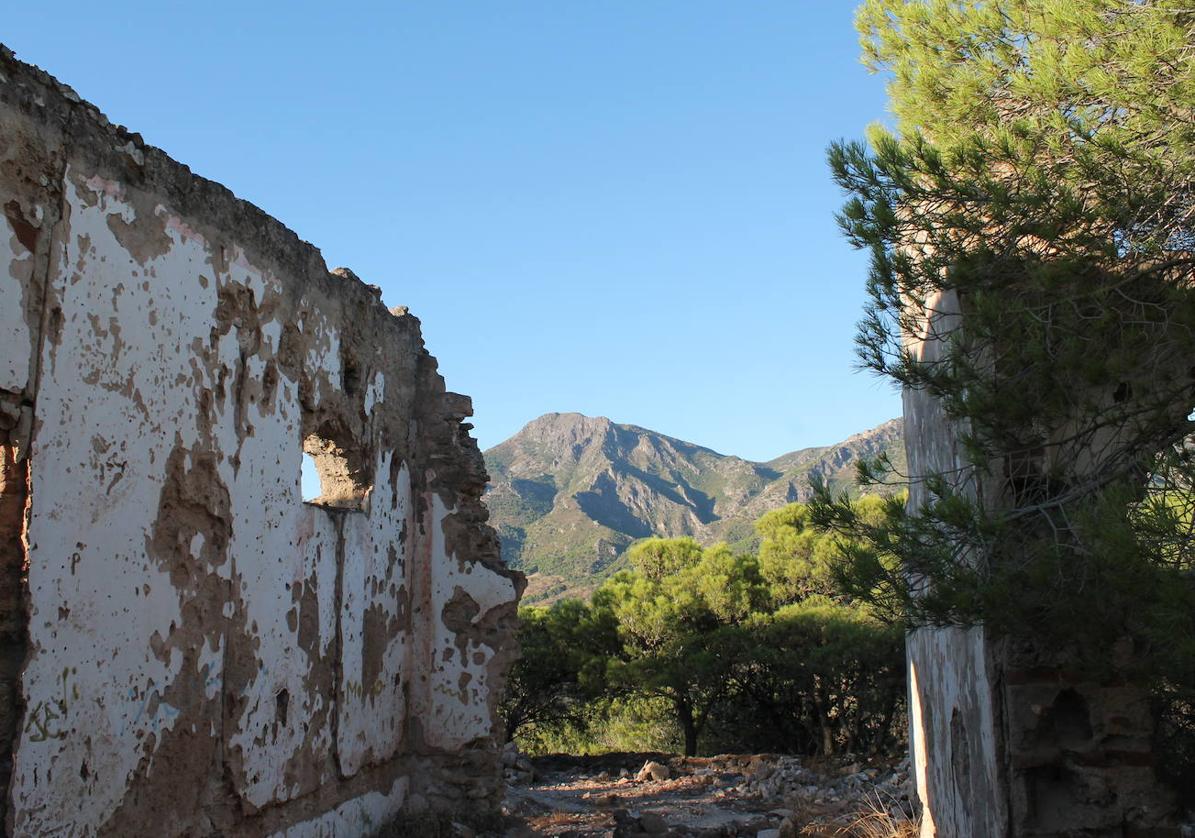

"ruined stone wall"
[904,291,1174,836]
[902,290,1009,837]
[0,46,523,837]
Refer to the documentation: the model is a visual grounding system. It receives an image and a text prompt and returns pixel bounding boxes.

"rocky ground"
[488,748,919,838]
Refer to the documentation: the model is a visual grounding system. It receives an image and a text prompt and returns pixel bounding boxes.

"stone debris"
[503,742,521,768]
[636,761,672,783]
[505,741,539,786]
[499,752,918,837]
[724,755,914,823]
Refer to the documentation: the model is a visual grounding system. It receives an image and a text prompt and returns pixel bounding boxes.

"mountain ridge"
[483,413,904,602]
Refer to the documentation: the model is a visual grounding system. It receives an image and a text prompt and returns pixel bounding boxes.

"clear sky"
[5,2,900,462]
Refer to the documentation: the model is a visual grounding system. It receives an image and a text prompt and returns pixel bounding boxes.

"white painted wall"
[902,288,1008,837]
[7,164,513,835]
[337,454,412,775]
[270,776,408,838]
[423,494,518,751]
[14,173,223,834]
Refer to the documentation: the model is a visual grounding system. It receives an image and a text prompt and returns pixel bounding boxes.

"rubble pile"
[504,741,538,786]
[721,755,915,824]
[495,747,919,837]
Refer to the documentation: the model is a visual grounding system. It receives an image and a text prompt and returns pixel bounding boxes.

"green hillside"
[483,413,904,602]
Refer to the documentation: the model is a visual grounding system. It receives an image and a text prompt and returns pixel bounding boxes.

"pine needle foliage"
[814,0,1195,793]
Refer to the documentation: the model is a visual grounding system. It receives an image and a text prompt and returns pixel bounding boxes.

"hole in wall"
[1044,688,1093,748]
[301,425,371,511]
[275,689,289,727]
[301,453,321,502]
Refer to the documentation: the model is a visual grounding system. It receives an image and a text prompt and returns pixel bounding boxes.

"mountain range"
[482,413,904,603]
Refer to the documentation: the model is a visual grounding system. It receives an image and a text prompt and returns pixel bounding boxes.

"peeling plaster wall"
[0,46,522,837]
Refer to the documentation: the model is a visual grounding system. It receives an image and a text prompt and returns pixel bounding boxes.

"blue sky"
[6,2,899,462]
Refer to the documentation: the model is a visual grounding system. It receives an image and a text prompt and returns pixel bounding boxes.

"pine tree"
[817,0,1195,794]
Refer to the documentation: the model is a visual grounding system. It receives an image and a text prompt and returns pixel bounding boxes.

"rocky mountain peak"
[483,414,905,603]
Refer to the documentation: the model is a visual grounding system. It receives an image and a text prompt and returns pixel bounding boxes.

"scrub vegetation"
[501,498,908,759]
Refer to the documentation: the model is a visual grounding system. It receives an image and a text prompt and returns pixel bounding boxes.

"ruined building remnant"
[0,46,523,836]
[903,289,1176,836]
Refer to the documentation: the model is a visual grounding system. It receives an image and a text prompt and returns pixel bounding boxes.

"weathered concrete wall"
[903,290,1009,837]
[904,291,1174,835]
[0,46,523,837]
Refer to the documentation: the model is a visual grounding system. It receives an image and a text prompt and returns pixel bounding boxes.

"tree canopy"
[820,0,1195,641]
[817,0,1195,798]
[501,502,906,758]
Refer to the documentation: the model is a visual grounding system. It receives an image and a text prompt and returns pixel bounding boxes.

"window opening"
[301,427,370,510]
